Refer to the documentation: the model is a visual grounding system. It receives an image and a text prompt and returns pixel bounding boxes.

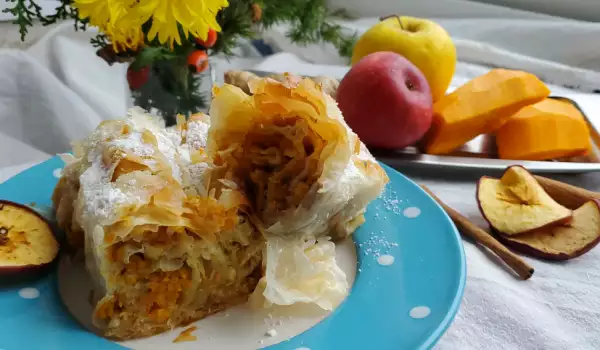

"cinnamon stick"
[534,175,600,209]
[421,185,534,280]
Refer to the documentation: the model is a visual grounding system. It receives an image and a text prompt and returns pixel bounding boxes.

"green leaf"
[130,47,178,70]
[131,58,209,124]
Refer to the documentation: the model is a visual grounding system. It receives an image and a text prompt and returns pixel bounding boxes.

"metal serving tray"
[246,69,600,174]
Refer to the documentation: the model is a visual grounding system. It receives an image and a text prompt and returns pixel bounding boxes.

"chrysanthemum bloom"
[74,0,228,51]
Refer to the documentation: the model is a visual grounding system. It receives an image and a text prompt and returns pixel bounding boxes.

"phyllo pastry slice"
[207,75,388,240]
[207,75,388,310]
[53,109,263,340]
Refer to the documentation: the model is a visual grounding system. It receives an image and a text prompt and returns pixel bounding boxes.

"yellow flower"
[74,0,228,51]
[104,25,145,52]
[144,0,228,47]
[75,0,146,52]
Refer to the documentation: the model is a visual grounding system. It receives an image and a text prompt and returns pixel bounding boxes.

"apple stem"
[396,16,405,30]
[379,14,405,30]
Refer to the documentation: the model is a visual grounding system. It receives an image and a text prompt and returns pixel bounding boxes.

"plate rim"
[379,163,466,349]
[0,157,467,350]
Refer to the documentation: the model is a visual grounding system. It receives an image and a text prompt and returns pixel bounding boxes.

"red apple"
[336,51,433,149]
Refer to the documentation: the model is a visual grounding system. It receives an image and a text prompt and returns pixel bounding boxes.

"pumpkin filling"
[220,116,326,221]
[95,255,192,324]
[95,221,264,335]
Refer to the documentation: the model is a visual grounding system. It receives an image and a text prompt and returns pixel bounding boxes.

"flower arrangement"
[4,0,356,124]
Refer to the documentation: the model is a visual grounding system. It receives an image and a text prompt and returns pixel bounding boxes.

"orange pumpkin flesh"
[423,69,551,155]
[496,98,591,161]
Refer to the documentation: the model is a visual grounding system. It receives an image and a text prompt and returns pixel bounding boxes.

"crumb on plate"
[173,326,198,343]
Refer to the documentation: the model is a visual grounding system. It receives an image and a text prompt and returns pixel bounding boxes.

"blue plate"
[0,157,465,350]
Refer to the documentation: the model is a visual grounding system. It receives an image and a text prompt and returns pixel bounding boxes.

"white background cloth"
[2,1,600,349]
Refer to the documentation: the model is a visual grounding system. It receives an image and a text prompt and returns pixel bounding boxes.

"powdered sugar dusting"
[359,232,398,259]
[185,120,209,150]
[64,109,194,244]
[373,185,421,222]
[77,154,130,225]
[187,162,209,186]
[360,185,403,262]
[164,126,183,146]
[154,129,184,182]
[75,110,187,225]
[81,184,129,223]
[110,132,154,157]
[80,153,110,184]
[120,111,185,183]
[380,186,404,216]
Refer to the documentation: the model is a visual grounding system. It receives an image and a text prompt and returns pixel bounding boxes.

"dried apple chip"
[0,200,59,275]
[498,200,600,260]
[477,166,572,235]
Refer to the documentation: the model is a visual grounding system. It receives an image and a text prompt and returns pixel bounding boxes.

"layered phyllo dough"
[207,76,388,309]
[52,74,388,341]
[53,110,263,339]
[208,75,388,240]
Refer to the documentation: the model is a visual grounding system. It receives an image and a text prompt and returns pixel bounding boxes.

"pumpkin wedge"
[496,98,591,161]
[423,69,550,155]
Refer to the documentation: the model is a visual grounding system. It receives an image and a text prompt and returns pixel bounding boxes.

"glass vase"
[128,58,215,126]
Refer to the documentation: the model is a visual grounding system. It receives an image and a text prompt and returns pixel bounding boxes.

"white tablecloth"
[2,1,600,348]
